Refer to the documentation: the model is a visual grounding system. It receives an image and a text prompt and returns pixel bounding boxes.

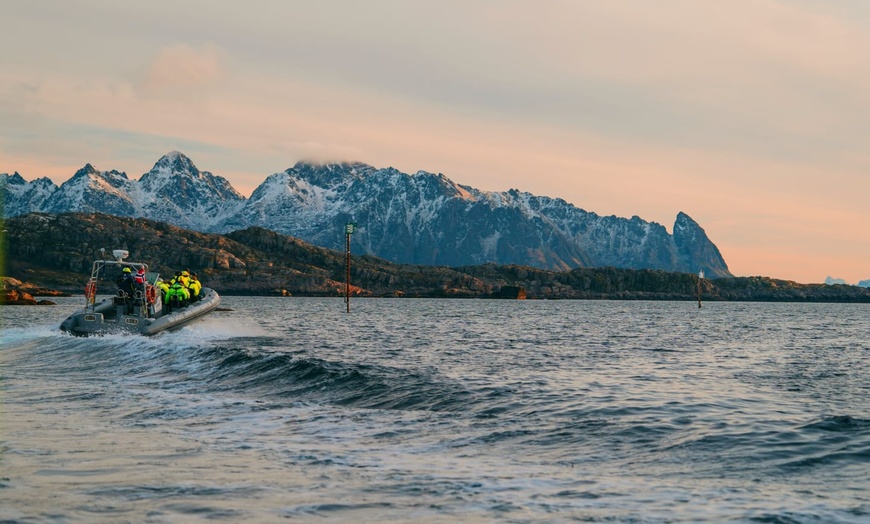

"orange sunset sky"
[2,1,869,284]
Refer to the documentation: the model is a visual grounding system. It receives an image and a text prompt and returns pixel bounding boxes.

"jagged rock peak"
[150,151,201,177]
[673,211,731,278]
[674,211,698,229]
[138,151,233,199]
[70,163,129,182]
[286,160,377,188]
[411,170,477,200]
[137,152,244,226]
[73,163,99,177]
[292,160,374,171]
[1,172,27,185]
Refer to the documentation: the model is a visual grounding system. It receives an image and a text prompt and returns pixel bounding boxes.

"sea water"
[1,297,868,523]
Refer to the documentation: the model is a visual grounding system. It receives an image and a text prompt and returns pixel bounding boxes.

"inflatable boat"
[60,249,221,336]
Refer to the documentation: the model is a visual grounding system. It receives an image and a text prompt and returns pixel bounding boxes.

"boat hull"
[60,288,221,336]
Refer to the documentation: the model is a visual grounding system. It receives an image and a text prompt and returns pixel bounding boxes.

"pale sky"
[2,0,869,284]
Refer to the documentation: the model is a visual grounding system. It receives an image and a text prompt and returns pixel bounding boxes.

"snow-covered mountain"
[3,152,244,232]
[1,153,732,277]
[0,172,58,217]
[225,161,730,276]
[136,151,245,230]
[42,164,140,216]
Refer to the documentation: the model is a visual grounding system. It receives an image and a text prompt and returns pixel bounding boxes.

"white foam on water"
[171,315,276,340]
[0,324,70,345]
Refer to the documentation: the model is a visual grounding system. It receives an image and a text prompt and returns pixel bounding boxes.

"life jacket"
[165,282,181,303]
[168,281,189,300]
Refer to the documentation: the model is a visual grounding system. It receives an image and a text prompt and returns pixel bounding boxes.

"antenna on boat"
[697,270,705,308]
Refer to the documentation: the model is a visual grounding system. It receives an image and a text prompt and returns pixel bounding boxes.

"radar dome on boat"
[112,250,129,261]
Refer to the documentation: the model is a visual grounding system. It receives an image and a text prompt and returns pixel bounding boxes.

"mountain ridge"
[2,152,731,277]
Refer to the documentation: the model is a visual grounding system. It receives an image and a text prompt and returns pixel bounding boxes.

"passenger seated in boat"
[179,269,191,289]
[164,279,190,313]
[152,278,167,313]
[188,272,202,302]
[177,270,192,305]
[156,277,169,295]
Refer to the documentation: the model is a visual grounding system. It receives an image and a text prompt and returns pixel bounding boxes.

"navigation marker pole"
[697,270,705,309]
[345,222,357,313]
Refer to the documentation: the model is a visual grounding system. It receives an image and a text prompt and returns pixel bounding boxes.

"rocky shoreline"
[0,277,67,305]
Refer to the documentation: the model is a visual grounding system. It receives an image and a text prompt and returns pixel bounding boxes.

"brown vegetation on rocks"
[4,213,870,302]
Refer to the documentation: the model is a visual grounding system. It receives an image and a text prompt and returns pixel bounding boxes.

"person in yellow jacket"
[188,272,202,302]
[155,278,169,306]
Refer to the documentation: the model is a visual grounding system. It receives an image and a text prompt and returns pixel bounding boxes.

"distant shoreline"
[37,288,870,304]
[5,213,870,305]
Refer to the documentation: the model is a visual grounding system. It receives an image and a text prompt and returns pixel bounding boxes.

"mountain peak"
[1,172,27,185]
[673,212,731,277]
[73,163,99,178]
[286,160,375,188]
[675,211,697,226]
[132,152,245,230]
[151,151,198,175]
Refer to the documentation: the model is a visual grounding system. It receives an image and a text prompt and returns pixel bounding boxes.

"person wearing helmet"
[116,266,134,291]
[116,266,136,314]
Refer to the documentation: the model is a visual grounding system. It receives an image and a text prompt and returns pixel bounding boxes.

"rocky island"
[0,277,65,305]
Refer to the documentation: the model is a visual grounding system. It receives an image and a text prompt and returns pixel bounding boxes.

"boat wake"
[168,315,274,340]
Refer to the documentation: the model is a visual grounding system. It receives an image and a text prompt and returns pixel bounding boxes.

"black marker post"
[345,222,357,313]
